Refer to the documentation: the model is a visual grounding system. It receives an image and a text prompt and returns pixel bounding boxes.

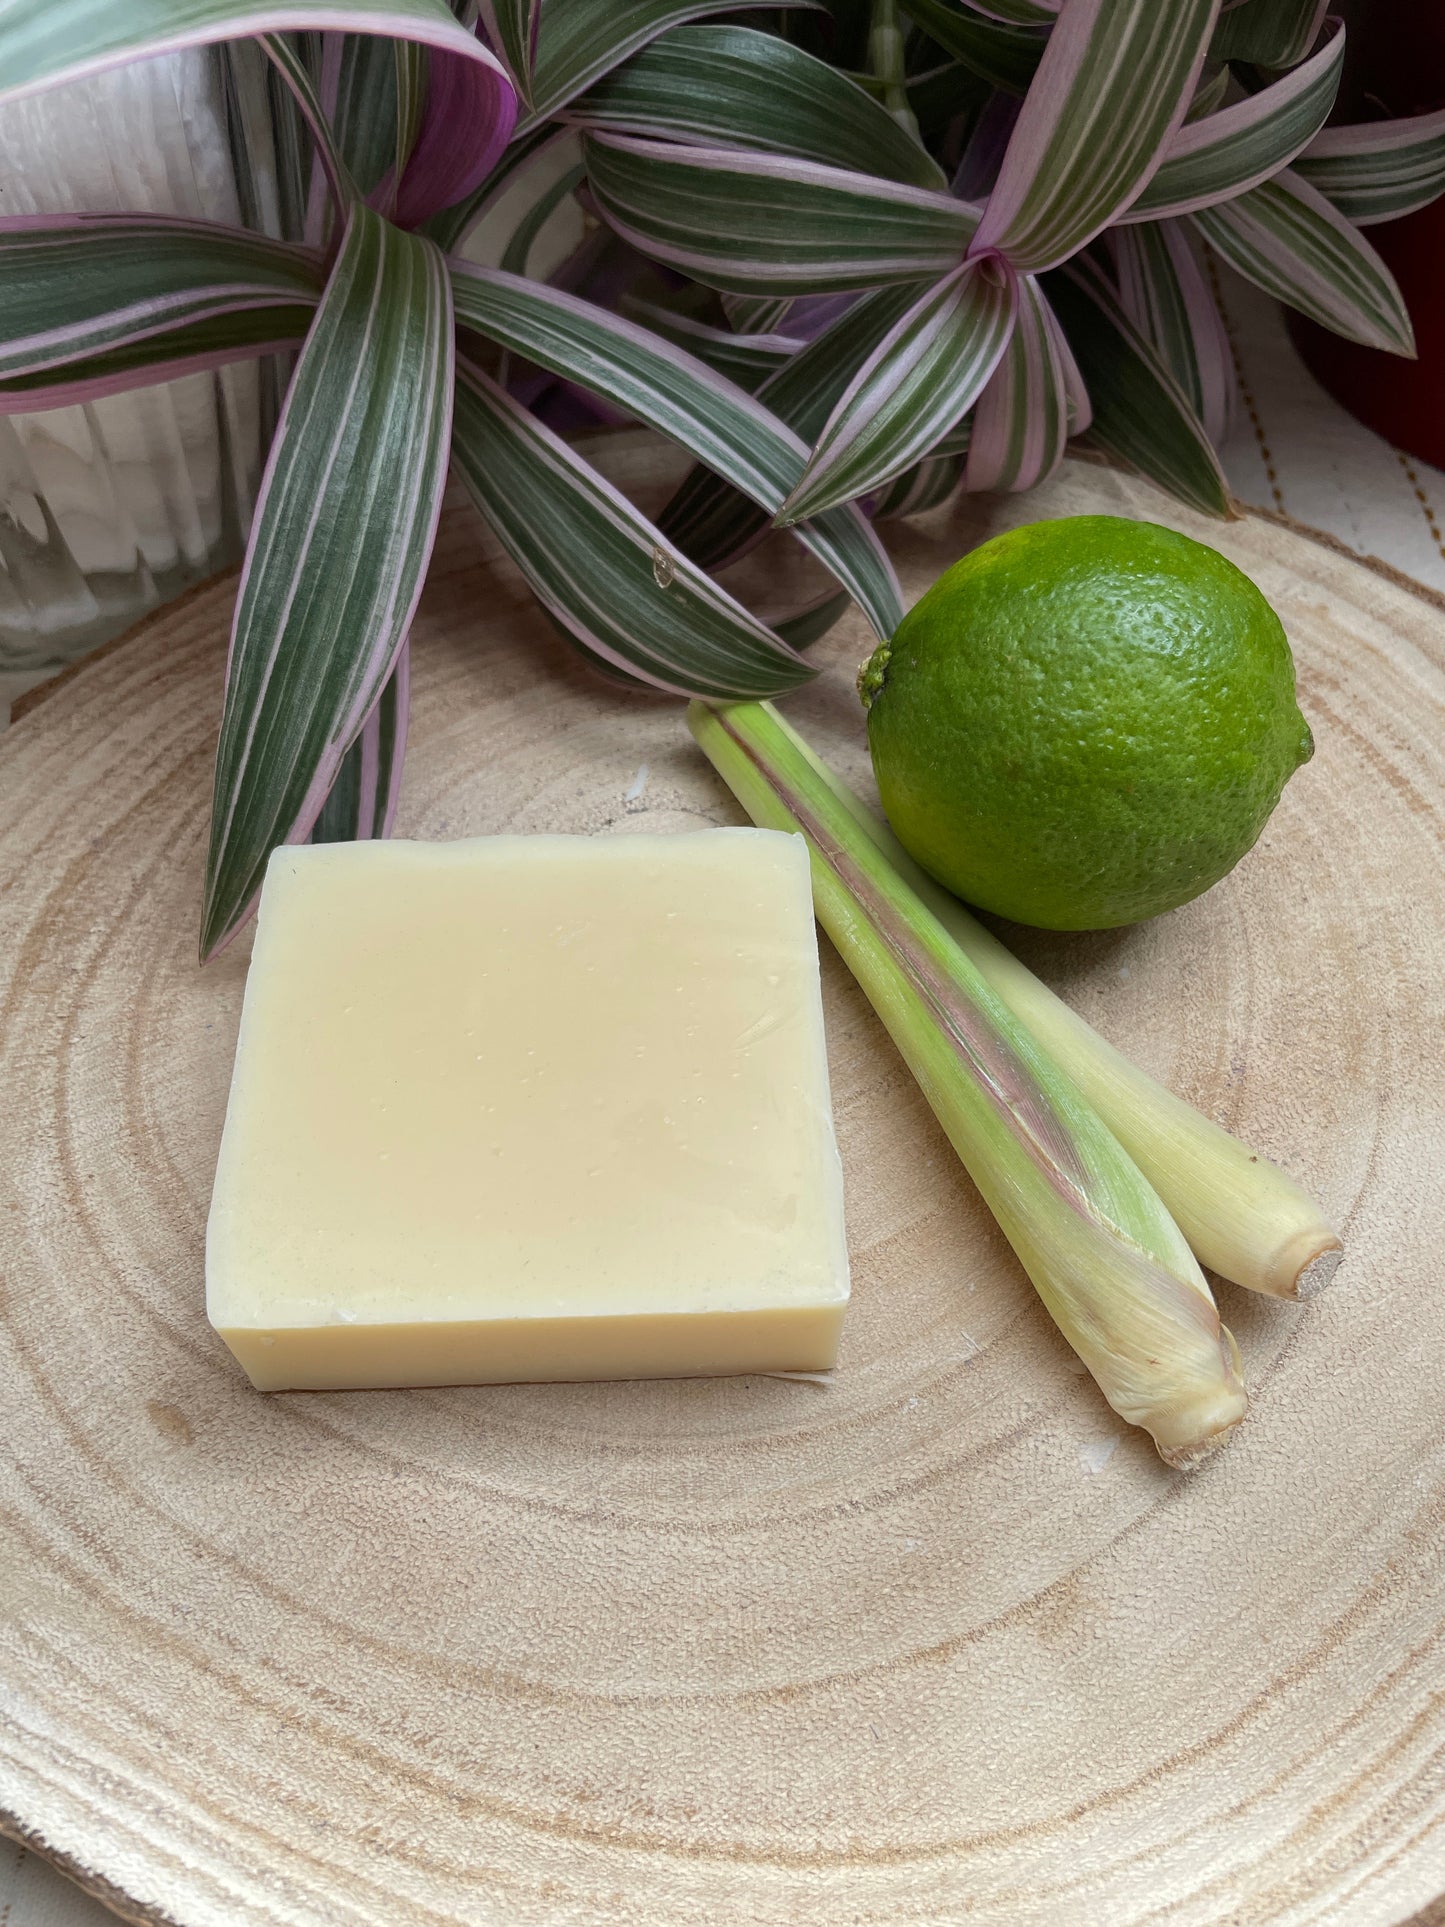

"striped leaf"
[965,271,1069,492]
[972,0,1219,272]
[1296,108,1445,228]
[476,0,540,104]
[420,121,560,251]
[1124,17,1342,222]
[1211,0,1326,68]
[448,263,903,637]
[525,0,816,123]
[1113,219,1232,442]
[394,38,426,173]
[498,163,585,275]
[571,25,947,190]
[1191,168,1415,356]
[771,587,852,649]
[450,360,816,698]
[622,301,805,390]
[310,644,410,844]
[1186,60,1230,123]
[1047,290,1091,436]
[0,215,324,381]
[1043,250,1231,517]
[328,32,402,198]
[261,31,361,222]
[952,0,1058,21]
[659,282,927,566]
[554,584,851,675]
[932,417,975,458]
[0,305,316,413]
[203,205,452,958]
[394,28,518,226]
[286,28,516,231]
[900,0,1046,95]
[871,450,966,518]
[753,286,931,438]
[583,132,978,293]
[262,41,314,241]
[0,0,510,107]
[780,259,1016,521]
[721,293,797,334]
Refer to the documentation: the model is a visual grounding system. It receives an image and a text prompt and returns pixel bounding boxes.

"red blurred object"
[1287,5,1445,467]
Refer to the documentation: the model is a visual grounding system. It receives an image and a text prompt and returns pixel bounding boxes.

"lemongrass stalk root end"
[1291,1237,1345,1301]
[1159,1424,1242,1471]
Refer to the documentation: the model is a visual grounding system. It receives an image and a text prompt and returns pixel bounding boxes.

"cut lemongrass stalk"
[689,699,1247,1469]
[775,708,1342,1302]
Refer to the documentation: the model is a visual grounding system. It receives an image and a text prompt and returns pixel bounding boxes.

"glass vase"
[0,45,283,715]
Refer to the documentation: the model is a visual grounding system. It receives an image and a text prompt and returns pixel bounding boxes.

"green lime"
[860,515,1314,930]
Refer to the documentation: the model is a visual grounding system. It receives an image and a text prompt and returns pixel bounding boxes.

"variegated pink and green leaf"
[1043,250,1231,517]
[769,588,853,651]
[720,293,798,335]
[1190,168,1415,356]
[1113,219,1233,443]
[871,449,966,518]
[204,204,453,958]
[392,27,518,226]
[950,0,1059,23]
[1122,16,1342,222]
[261,30,364,221]
[326,31,405,199]
[659,283,928,567]
[1210,0,1327,69]
[448,262,904,637]
[0,215,324,384]
[621,301,804,391]
[971,0,1219,272]
[1295,108,1445,228]
[419,122,561,252]
[876,0,1046,96]
[0,306,316,412]
[571,25,948,190]
[583,133,978,292]
[393,37,426,173]
[0,0,510,107]
[521,0,816,125]
[1185,61,1230,124]
[497,162,585,275]
[476,0,540,106]
[450,360,817,698]
[965,271,1070,492]
[779,258,1017,521]
[310,644,410,843]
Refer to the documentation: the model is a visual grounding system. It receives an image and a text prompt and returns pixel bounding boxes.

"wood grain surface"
[2,441,1443,1927]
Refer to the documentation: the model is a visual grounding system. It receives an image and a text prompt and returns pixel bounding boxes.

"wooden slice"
[2,441,1443,1927]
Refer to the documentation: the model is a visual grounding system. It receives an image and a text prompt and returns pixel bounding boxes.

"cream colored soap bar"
[207,830,849,1390]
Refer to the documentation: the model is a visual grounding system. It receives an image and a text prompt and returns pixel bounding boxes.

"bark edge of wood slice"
[3,443,1443,1927]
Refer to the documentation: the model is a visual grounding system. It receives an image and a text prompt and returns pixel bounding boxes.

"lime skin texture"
[861,515,1315,931]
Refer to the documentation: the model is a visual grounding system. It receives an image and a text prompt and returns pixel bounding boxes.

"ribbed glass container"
[0,45,285,714]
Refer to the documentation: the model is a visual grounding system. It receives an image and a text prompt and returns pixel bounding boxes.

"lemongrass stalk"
[690,699,1247,1469]
[776,707,1342,1302]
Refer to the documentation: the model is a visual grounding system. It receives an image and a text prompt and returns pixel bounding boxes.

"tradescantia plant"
[1,0,1442,956]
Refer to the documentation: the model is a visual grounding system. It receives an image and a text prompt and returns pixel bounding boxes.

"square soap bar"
[207,830,849,1390]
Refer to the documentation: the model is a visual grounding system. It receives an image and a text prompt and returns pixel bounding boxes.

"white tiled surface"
[3,290,1443,1927]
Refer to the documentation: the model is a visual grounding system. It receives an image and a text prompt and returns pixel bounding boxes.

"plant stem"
[690,699,1248,1468]
[778,709,1343,1302]
[868,0,923,142]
